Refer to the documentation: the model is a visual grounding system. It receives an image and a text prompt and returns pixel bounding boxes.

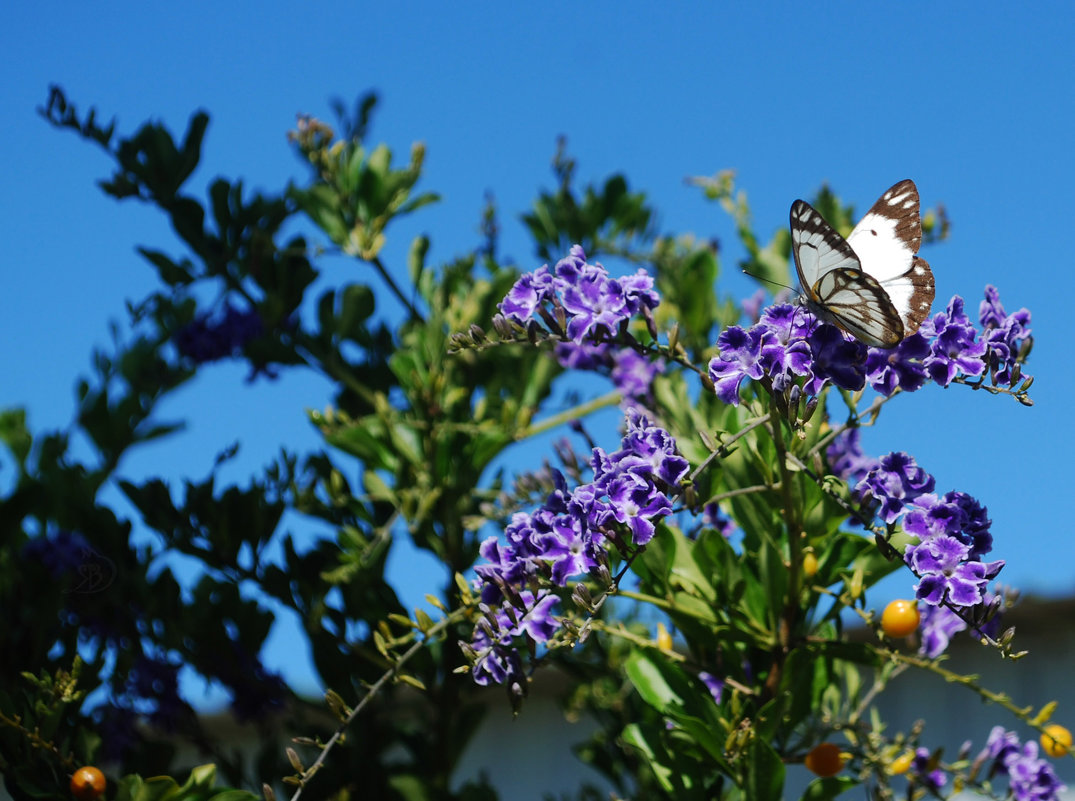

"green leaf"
[137,247,194,285]
[745,737,785,801]
[627,649,683,713]
[0,408,31,467]
[800,776,859,800]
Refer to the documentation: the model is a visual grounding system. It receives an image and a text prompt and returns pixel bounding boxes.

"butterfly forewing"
[846,180,935,336]
[790,200,860,294]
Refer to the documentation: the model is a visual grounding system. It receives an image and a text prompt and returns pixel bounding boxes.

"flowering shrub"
[2,87,1065,801]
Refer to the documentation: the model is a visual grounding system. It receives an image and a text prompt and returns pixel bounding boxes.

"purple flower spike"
[978,728,1066,801]
[498,245,660,346]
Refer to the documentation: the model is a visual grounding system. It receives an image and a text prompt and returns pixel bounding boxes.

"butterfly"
[790,179,935,348]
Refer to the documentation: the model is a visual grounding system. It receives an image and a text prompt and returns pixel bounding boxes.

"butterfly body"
[791,180,935,348]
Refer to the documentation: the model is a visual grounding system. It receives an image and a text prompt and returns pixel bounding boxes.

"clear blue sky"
[4,4,1073,700]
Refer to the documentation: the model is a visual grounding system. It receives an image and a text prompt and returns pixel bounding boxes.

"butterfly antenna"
[740,267,796,294]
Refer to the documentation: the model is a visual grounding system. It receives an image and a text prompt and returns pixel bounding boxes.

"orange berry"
[70,766,106,800]
[804,742,845,777]
[881,599,921,638]
[1041,724,1072,758]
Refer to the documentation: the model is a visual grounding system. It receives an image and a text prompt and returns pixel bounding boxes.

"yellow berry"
[655,622,673,651]
[802,552,819,579]
[888,750,914,775]
[70,766,106,801]
[804,742,845,777]
[1041,724,1072,758]
[881,599,921,638]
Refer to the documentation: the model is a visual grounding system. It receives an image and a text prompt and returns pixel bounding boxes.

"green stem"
[516,390,622,440]
[371,255,423,323]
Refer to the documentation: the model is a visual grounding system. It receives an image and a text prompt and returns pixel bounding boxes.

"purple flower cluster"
[468,410,689,686]
[128,654,189,732]
[22,530,94,578]
[175,303,263,364]
[554,341,665,403]
[855,453,1004,609]
[979,727,1066,800]
[499,245,660,343]
[707,287,1031,406]
[979,286,1033,386]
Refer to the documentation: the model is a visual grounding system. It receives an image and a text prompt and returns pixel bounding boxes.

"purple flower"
[555,341,610,370]
[758,309,813,391]
[906,535,1004,607]
[921,297,987,387]
[826,429,879,484]
[614,410,690,487]
[918,604,968,658]
[562,263,630,342]
[865,332,930,395]
[619,269,661,314]
[543,515,596,585]
[699,671,724,704]
[910,747,947,792]
[804,324,867,394]
[500,265,557,322]
[701,503,737,539]
[611,348,664,402]
[555,343,664,403]
[604,472,671,545]
[175,303,264,364]
[741,289,767,323]
[903,494,964,540]
[708,326,766,405]
[946,491,993,558]
[903,491,993,558]
[856,452,936,524]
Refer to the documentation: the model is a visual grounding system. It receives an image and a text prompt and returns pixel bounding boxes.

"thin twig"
[288,606,469,801]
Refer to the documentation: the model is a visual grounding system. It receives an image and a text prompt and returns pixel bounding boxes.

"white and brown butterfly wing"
[790,198,905,348]
[846,179,935,337]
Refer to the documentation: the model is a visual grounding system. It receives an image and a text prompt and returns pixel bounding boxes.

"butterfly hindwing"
[813,267,905,347]
[790,180,935,348]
